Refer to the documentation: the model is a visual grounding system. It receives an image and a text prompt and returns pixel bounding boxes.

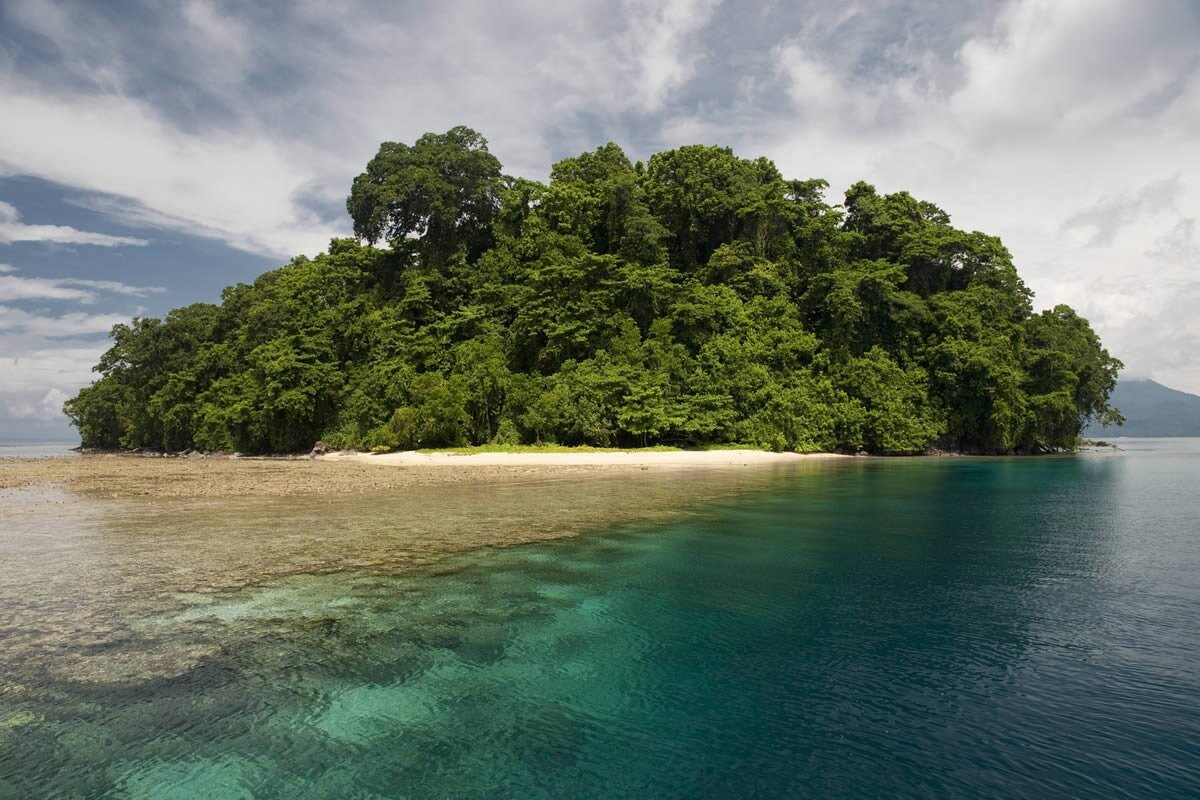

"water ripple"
[1,447,1199,797]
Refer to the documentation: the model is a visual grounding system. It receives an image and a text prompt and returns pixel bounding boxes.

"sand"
[0,449,841,499]
[327,448,840,468]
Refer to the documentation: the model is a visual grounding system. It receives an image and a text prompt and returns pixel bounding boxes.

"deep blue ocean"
[1,440,1198,798]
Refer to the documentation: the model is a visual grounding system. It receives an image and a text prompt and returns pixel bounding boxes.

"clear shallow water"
[0,441,78,458]
[2,444,1199,798]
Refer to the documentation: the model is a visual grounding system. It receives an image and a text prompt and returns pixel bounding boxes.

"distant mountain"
[1086,378,1200,438]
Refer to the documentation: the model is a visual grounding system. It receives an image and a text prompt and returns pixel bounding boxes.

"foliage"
[66,128,1122,454]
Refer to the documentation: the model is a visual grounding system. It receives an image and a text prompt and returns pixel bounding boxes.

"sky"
[0,0,1197,441]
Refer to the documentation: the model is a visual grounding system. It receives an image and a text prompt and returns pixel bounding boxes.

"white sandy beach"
[327,449,845,468]
[1,449,845,500]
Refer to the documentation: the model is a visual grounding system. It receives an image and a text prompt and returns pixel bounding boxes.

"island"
[63,127,1122,456]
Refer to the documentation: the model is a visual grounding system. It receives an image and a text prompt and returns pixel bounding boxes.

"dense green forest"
[65,127,1122,454]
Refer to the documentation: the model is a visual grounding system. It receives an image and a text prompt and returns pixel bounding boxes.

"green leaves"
[66,128,1120,455]
[643,145,791,270]
[347,127,503,266]
[1019,305,1123,449]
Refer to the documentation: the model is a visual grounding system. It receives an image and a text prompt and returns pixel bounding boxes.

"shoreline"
[2,462,826,686]
[0,448,840,500]
[323,448,844,468]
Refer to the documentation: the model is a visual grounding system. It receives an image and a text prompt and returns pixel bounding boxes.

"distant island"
[1086,378,1200,438]
[65,127,1121,456]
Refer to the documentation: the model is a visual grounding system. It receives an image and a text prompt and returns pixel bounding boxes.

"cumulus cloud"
[0,0,1197,396]
[0,199,148,246]
[949,0,1198,135]
[743,0,1200,392]
[3,387,71,422]
[0,84,327,256]
[0,0,734,258]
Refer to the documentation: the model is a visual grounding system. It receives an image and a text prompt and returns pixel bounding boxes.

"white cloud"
[3,387,72,422]
[0,308,127,436]
[718,0,1200,392]
[0,343,106,392]
[0,295,134,434]
[0,0,737,437]
[774,45,844,115]
[0,199,148,246]
[181,0,250,68]
[0,304,131,337]
[949,0,1198,136]
[0,84,329,256]
[0,0,1197,398]
[65,278,164,297]
[0,0,738,260]
[0,337,110,437]
[625,0,722,111]
[0,264,164,303]
[0,274,94,303]
[1061,179,1185,248]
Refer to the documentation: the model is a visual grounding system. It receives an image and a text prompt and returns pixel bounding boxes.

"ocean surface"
[0,441,79,458]
[1,441,1198,798]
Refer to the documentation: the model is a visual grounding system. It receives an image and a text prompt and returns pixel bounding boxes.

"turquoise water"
[2,444,1199,797]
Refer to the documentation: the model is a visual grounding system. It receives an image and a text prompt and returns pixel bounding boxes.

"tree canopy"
[65,128,1122,454]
